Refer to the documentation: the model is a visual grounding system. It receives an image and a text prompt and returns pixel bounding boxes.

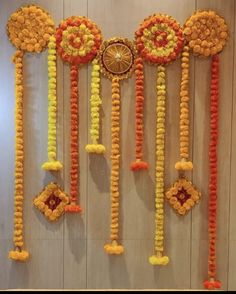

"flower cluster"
[34,183,69,221]
[42,35,63,171]
[56,16,102,65]
[166,178,200,215]
[7,5,54,53]
[149,66,169,266]
[184,10,228,57]
[85,58,105,154]
[104,78,124,255]
[175,45,193,171]
[203,55,220,290]
[65,65,82,213]
[135,14,184,64]
[130,57,148,171]
[8,50,29,262]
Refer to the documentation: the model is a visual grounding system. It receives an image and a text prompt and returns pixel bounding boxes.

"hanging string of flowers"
[85,58,105,154]
[42,35,63,171]
[56,16,102,213]
[135,13,184,265]
[130,57,148,171]
[98,38,135,254]
[183,10,228,290]
[6,4,55,261]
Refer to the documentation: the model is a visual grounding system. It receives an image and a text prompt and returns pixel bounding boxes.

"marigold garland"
[7,4,55,261]
[183,10,228,289]
[56,16,102,213]
[98,38,135,254]
[42,35,63,171]
[85,58,105,154]
[135,14,184,266]
[130,57,148,171]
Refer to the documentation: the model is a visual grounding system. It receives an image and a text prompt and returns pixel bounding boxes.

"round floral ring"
[135,14,184,64]
[184,10,228,57]
[56,16,102,65]
[98,37,136,80]
[7,4,55,53]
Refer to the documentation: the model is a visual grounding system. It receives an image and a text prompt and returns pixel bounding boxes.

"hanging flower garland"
[135,14,184,266]
[165,44,201,215]
[42,35,63,171]
[85,58,105,154]
[183,10,228,290]
[7,4,55,261]
[56,16,102,213]
[98,37,136,254]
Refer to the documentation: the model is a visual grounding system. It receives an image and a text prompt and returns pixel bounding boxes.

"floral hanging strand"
[149,65,169,265]
[85,58,105,154]
[8,51,29,261]
[56,16,102,213]
[135,14,184,265]
[42,35,63,171]
[65,65,82,213]
[98,38,135,254]
[7,4,55,260]
[183,10,228,289]
[165,43,201,216]
[130,57,148,171]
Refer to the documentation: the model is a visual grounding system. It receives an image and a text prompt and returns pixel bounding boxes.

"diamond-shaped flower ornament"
[165,177,200,215]
[34,183,69,221]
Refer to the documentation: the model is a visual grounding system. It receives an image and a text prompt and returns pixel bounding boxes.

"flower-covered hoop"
[98,38,136,255]
[56,16,102,213]
[7,4,57,262]
[182,10,228,290]
[135,14,185,266]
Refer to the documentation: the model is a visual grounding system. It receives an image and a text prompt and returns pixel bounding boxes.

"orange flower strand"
[175,45,193,171]
[9,50,29,262]
[104,78,124,255]
[130,57,148,171]
[65,65,82,213]
[204,54,221,290]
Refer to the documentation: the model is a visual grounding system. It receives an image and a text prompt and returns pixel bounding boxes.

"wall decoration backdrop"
[0,0,235,290]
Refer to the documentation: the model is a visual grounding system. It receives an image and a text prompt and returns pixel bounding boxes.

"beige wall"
[0,0,235,290]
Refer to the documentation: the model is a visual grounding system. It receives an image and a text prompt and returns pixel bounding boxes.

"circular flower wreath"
[7,5,54,53]
[56,16,102,65]
[184,10,228,57]
[135,14,184,64]
[56,16,102,213]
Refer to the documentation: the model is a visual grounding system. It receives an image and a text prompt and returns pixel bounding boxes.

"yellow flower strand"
[175,45,193,171]
[149,65,169,266]
[42,35,63,171]
[86,58,105,154]
[104,78,124,255]
[9,50,29,261]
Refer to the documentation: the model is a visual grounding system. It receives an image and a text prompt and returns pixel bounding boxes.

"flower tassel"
[65,65,82,213]
[86,58,105,154]
[42,35,63,171]
[130,57,148,171]
[203,55,221,290]
[9,50,29,262]
[149,65,169,266]
[104,78,124,255]
[175,45,193,171]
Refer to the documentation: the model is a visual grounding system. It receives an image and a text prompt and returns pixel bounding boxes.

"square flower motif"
[165,177,201,215]
[33,182,69,221]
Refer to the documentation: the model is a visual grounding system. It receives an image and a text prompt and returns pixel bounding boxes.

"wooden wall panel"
[191,0,235,290]
[0,0,235,290]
